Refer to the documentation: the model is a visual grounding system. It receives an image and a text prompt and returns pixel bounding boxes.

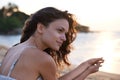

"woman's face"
[41,19,69,51]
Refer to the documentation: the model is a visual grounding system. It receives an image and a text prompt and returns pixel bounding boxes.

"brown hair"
[20,7,77,66]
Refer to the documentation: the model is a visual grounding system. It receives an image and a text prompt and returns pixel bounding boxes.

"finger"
[88,64,99,73]
[95,62,103,68]
[88,58,104,64]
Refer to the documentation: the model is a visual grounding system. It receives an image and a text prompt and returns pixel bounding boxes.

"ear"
[37,23,45,34]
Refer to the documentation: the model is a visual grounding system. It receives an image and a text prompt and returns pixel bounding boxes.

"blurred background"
[0,0,120,76]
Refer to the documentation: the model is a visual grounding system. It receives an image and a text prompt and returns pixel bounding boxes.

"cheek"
[42,32,57,45]
[45,32,57,40]
[45,31,59,40]
[42,33,60,50]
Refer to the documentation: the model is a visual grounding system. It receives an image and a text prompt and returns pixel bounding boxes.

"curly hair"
[20,7,77,66]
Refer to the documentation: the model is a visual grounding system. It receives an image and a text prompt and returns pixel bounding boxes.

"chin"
[54,48,60,51]
[53,46,60,51]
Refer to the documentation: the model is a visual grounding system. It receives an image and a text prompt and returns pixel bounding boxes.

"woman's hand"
[85,57,104,73]
[73,58,104,80]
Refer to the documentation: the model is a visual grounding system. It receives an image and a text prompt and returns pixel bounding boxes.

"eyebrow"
[60,26,68,33]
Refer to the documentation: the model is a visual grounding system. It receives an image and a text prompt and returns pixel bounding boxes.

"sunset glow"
[0,0,120,31]
[93,32,120,74]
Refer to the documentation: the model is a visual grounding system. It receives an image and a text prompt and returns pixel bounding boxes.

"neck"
[26,36,47,51]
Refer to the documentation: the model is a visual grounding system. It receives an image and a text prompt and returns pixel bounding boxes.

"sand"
[86,71,120,80]
[0,45,120,80]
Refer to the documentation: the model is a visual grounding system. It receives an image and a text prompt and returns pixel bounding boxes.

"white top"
[0,46,43,80]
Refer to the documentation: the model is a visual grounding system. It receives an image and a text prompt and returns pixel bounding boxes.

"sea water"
[69,31,120,74]
[0,31,120,74]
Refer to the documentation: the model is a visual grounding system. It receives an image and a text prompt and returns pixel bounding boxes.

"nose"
[61,34,66,41]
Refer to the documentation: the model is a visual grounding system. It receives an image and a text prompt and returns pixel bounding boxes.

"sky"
[1,0,120,31]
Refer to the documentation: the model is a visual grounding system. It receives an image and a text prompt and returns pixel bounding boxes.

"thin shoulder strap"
[7,55,20,77]
[7,46,37,77]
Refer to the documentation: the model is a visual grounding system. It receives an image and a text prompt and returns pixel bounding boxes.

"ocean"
[0,31,120,74]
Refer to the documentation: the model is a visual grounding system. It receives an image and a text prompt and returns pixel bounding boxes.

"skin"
[35,19,69,51]
[59,58,104,80]
[0,19,104,80]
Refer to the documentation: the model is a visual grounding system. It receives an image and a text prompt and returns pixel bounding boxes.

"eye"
[57,28,64,33]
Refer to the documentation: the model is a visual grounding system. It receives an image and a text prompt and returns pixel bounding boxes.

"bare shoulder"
[20,48,57,79]
[21,47,56,70]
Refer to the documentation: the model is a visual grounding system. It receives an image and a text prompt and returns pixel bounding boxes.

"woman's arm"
[58,62,89,80]
[74,58,103,80]
[59,58,104,80]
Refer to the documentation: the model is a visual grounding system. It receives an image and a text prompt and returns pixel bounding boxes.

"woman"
[0,7,104,80]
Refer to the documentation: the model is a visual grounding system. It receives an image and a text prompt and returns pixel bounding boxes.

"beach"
[0,45,120,80]
[86,71,120,80]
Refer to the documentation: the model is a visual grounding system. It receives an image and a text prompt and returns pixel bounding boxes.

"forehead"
[48,19,69,32]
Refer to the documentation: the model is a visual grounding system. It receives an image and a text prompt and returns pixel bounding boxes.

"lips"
[57,41,63,46]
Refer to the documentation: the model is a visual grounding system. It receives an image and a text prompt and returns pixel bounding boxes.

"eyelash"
[57,29,63,33]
